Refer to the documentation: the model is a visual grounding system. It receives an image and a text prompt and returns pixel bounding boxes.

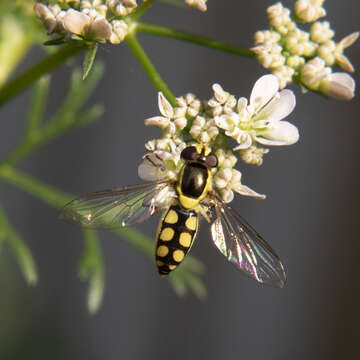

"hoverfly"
[61,145,286,287]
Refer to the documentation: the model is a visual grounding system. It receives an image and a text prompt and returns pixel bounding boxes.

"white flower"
[139,141,186,181]
[208,84,237,117]
[301,57,355,100]
[319,73,355,101]
[189,116,219,144]
[177,93,202,118]
[249,75,298,146]
[215,149,237,169]
[310,21,334,44]
[267,2,296,35]
[62,9,112,41]
[34,3,64,34]
[239,145,269,166]
[109,20,128,44]
[294,0,326,23]
[254,30,281,45]
[272,65,295,89]
[216,75,298,148]
[145,92,187,138]
[215,109,252,150]
[213,168,265,203]
[252,41,286,69]
[80,0,108,16]
[284,29,317,57]
[108,0,138,17]
[185,0,207,12]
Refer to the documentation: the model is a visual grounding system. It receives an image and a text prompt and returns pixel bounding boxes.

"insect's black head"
[180,146,218,168]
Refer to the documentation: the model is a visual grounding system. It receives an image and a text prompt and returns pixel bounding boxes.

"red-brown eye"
[181,146,200,161]
[205,152,218,168]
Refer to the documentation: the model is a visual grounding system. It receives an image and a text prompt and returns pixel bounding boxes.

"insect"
[61,145,286,287]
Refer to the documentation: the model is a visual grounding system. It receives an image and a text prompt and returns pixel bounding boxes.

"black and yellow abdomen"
[155,205,198,276]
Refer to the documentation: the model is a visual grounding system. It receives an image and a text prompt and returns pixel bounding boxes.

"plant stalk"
[125,33,178,107]
[0,44,83,107]
[136,22,255,58]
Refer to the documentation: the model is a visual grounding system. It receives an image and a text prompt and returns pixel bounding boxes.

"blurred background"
[0,0,360,359]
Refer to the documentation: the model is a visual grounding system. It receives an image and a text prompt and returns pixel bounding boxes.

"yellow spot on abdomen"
[173,249,185,262]
[168,265,176,270]
[179,232,192,247]
[164,210,178,224]
[157,245,169,257]
[160,227,175,241]
[185,216,197,231]
[156,260,165,267]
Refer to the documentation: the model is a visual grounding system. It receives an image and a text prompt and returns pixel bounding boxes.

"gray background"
[1,0,360,359]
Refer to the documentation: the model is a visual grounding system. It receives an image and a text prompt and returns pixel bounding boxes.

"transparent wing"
[60,180,175,229]
[203,193,286,288]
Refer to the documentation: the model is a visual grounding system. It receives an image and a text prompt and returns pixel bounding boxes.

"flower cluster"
[138,75,299,203]
[34,0,207,45]
[253,0,358,100]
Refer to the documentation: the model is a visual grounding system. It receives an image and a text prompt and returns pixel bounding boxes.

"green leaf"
[168,255,207,299]
[74,104,104,129]
[43,38,66,46]
[26,75,50,135]
[0,206,38,285]
[82,43,98,80]
[168,272,188,297]
[79,229,105,314]
[182,272,207,299]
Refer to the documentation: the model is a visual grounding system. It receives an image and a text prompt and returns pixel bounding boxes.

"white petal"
[232,131,252,150]
[138,159,161,181]
[232,183,266,199]
[174,117,187,130]
[138,152,169,181]
[63,9,89,35]
[217,168,233,182]
[87,17,112,40]
[158,92,174,118]
[214,115,233,131]
[256,89,296,123]
[339,32,359,48]
[212,83,228,104]
[250,74,279,112]
[255,121,299,146]
[237,97,248,114]
[144,116,169,128]
[214,177,228,189]
[220,189,234,203]
[321,73,355,100]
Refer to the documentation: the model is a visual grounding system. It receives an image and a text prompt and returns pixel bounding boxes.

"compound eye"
[205,152,218,168]
[181,146,199,161]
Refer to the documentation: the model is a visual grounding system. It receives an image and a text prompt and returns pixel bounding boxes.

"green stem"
[0,164,72,208]
[125,33,178,107]
[136,22,255,58]
[129,0,156,21]
[0,44,84,107]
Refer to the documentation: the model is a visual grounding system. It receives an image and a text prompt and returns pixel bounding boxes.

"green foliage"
[79,230,105,314]
[0,206,38,285]
[82,43,99,80]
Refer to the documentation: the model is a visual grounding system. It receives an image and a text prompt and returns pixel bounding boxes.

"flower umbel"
[34,0,209,45]
[139,75,299,203]
[253,0,359,100]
